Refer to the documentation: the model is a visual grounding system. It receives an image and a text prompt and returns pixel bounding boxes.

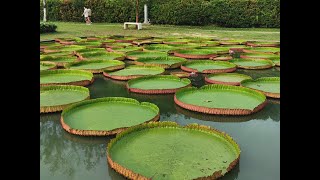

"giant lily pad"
[240,53,280,60]
[173,49,218,59]
[143,44,180,53]
[40,61,56,71]
[181,60,237,74]
[243,47,280,54]
[241,77,280,98]
[229,58,274,69]
[79,51,125,61]
[102,42,133,48]
[64,60,125,73]
[246,41,280,47]
[40,69,94,86]
[40,56,78,67]
[205,73,252,86]
[126,51,168,60]
[103,65,165,81]
[127,75,191,94]
[133,56,187,69]
[45,45,86,52]
[174,84,267,115]
[40,85,90,113]
[75,41,102,48]
[107,46,143,53]
[61,97,160,136]
[219,39,247,45]
[107,121,240,179]
[162,38,189,44]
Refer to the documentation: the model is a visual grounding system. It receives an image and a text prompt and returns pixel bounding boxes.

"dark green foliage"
[40,22,57,33]
[40,0,279,28]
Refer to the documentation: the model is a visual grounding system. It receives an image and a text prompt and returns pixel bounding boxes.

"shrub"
[39,0,280,28]
[40,22,57,33]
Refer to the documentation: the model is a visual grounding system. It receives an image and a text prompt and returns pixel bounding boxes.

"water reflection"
[40,114,109,179]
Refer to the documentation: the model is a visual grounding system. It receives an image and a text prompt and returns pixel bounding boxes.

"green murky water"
[40,67,280,180]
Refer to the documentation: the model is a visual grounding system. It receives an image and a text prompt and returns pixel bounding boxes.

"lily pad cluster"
[40,35,280,179]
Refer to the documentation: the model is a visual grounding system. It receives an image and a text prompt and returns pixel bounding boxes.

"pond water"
[40,67,280,180]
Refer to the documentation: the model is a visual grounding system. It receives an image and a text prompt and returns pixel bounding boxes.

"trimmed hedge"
[40,0,279,28]
[40,22,57,33]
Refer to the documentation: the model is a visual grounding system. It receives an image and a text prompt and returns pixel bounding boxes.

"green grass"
[40,22,280,41]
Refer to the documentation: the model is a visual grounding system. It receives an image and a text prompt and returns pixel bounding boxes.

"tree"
[43,0,47,22]
[136,0,139,23]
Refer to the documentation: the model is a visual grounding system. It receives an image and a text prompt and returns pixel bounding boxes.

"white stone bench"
[124,22,142,30]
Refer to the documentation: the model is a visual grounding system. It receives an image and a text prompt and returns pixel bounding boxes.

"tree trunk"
[136,0,139,23]
[43,0,47,22]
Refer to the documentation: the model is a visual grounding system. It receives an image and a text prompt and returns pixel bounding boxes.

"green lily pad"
[205,73,252,85]
[108,46,143,53]
[134,56,187,69]
[243,47,280,54]
[40,61,56,71]
[104,65,165,80]
[46,45,86,52]
[61,97,160,136]
[240,53,280,60]
[181,60,236,73]
[127,75,191,94]
[241,77,280,98]
[246,41,280,47]
[40,69,93,86]
[40,56,78,66]
[107,121,240,179]
[229,58,274,69]
[40,85,90,113]
[174,84,266,115]
[126,51,168,60]
[80,51,125,61]
[143,44,180,52]
[64,60,125,73]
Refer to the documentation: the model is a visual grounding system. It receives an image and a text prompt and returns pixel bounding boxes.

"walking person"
[82,7,92,25]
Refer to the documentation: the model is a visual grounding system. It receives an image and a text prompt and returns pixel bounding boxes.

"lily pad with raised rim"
[40,69,94,86]
[126,51,168,60]
[205,73,252,86]
[170,71,190,78]
[79,51,125,61]
[40,61,57,71]
[162,38,190,44]
[40,85,90,113]
[103,65,165,81]
[240,77,280,98]
[243,47,280,54]
[64,60,125,73]
[240,53,280,60]
[107,46,143,53]
[102,42,133,48]
[246,41,280,47]
[133,56,187,69]
[219,39,247,45]
[45,45,86,52]
[143,44,180,52]
[181,60,237,74]
[127,75,191,94]
[229,58,274,69]
[174,84,267,115]
[40,56,78,67]
[107,121,240,179]
[61,97,160,136]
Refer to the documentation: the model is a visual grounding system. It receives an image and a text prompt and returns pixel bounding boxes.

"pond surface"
[40,67,280,180]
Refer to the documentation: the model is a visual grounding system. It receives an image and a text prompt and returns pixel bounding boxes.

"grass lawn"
[40,22,280,41]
